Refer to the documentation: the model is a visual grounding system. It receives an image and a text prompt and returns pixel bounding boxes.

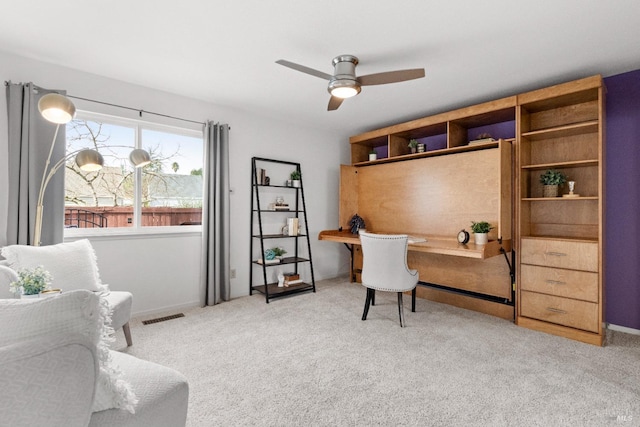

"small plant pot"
[21,293,40,300]
[474,232,488,245]
[410,147,417,154]
[369,153,377,161]
[543,184,559,198]
[292,180,301,188]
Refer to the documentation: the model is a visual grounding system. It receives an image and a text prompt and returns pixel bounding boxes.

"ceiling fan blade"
[328,96,344,111]
[357,68,425,86]
[276,60,333,80]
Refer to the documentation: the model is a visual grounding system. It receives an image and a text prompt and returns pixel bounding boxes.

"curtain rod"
[66,94,206,126]
[5,80,206,126]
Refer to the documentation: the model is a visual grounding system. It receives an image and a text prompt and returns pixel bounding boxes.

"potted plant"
[539,169,567,197]
[408,139,419,154]
[290,170,301,188]
[271,247,287,260]
[9,266,52,299]
[470,221,493,245]
[369,149,377,161]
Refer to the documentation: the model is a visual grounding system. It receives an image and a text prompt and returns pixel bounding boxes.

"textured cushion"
[0,290,137,413]
[1,239,103,292]
[0,333,97,427]
[90,351,189,427]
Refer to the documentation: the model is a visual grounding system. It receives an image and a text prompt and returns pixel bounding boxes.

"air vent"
[142,313,185,325]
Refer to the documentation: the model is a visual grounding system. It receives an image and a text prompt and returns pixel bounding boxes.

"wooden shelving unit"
[250,158,315,303]
[515,75,605,345]
[350,97,517,165]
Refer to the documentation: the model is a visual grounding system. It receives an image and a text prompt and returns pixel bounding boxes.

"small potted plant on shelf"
[408,139,419,154]
[290,170,301,188]
[471,221,493,245]
[9,266,52,299]
[369,149,377,161]
[270,247,287,260]
[539,169,567,198]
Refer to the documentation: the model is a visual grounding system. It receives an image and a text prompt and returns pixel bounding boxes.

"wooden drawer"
[521,238,598,272]
[520,291,599,332]
[520,264,598,302]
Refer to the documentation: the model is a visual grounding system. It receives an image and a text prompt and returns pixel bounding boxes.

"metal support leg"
[362,288,372,321]
[371,289,375,306]
[397,292,405,327]
[411,288,416,312]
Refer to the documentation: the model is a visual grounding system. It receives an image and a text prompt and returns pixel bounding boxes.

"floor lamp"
[34,93,151,246]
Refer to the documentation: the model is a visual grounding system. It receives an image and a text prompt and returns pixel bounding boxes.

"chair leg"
[123,322,133,347]
[411,288,416,312]
[371,289,375,306]
[397,292,405,327]
[362,288,372,321]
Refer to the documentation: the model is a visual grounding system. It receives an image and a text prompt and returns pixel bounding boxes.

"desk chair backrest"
[360,232,417,292]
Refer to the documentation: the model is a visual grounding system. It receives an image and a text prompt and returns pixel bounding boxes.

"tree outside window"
[64,114,204,230]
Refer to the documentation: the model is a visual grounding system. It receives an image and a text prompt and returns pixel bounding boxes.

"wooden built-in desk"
[318,230,513,320]
[319,230,510,259]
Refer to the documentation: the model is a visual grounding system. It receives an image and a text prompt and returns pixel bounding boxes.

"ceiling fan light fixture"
[328,79,361,99]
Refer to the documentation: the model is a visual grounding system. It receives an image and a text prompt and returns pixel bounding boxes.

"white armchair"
[0,239,133,346]
[359,232,419,327]
[0,290,189,427]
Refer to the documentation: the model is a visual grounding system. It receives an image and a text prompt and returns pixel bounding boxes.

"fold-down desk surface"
[318,230,510,259]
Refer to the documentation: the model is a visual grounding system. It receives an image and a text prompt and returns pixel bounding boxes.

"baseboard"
[132,300,201,319]
[607,323,640,336]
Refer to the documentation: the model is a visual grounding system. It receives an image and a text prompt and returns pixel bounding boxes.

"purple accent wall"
[604,69,640,329]
[468,120,516,141]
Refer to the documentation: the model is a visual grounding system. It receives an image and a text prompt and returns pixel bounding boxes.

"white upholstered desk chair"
[359,232,419,327]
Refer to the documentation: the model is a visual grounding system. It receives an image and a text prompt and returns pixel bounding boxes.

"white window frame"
[64,110,204,239]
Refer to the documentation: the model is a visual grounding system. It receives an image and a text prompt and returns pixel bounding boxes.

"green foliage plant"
[290,170,301,180]
[539,169,567,186]
[271,247,287,257]
[9,266,52,296]
[471,221,493,234]
[408,139,419,148]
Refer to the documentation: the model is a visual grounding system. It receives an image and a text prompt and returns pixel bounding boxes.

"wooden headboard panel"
[340,144,511,241]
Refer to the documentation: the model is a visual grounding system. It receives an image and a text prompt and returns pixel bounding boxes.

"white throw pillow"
[0,290,137,413]
[1,239,103,292]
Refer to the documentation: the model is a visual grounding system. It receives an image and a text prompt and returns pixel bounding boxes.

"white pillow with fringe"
[1,239,104,292]
[0,290,137,413]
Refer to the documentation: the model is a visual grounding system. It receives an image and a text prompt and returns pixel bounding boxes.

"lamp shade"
[129,149,151,168]
[38,93,76,124]
[76,149,104,172]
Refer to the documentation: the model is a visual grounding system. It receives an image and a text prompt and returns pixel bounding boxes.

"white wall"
[0,51,351,316]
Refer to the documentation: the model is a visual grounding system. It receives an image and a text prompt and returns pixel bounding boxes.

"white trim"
[132,300,201,319]
[64,225,202,241]
[607,323,640,336]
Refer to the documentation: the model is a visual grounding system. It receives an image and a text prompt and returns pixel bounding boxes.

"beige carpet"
[113,278,640,426]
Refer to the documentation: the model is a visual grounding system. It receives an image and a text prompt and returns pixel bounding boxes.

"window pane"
[64,115,204,232]
[65,119,137,229]
[140,128,203,227]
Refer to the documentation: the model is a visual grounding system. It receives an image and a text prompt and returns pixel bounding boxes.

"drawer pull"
[545,251,567,257]
[546,307,567,314]
[545,279,566,285]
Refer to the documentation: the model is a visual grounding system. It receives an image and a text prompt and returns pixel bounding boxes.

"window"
[64,112,204,233]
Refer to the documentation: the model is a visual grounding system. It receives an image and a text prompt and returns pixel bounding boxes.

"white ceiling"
[2,1,640,137]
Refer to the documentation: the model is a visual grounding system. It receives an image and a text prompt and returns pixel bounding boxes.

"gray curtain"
[201,122,230,305]
[5,82,66,246]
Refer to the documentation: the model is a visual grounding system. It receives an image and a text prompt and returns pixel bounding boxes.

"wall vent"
[142,313,185,325]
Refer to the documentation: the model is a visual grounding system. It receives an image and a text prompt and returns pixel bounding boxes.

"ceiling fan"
[276,55,425,111]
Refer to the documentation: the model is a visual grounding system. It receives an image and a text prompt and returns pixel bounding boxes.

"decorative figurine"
[349,213,366,234]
